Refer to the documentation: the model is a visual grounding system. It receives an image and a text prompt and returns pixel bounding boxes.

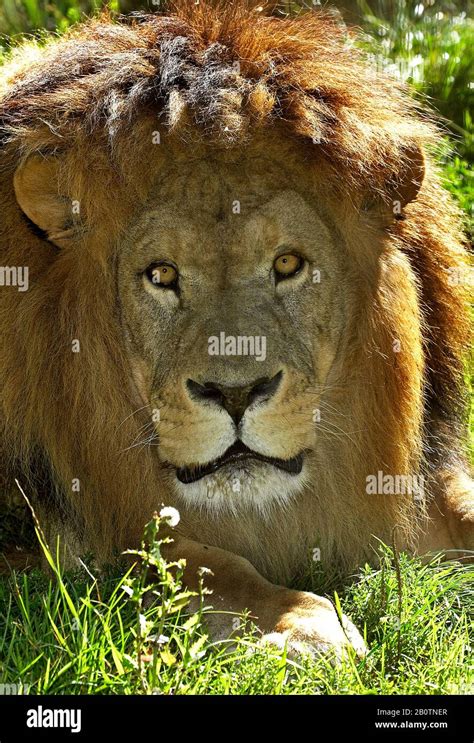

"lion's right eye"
[145,262,178,289]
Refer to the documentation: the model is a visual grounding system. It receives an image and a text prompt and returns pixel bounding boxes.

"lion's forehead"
[143,154,304,213]
[123,156,328,268]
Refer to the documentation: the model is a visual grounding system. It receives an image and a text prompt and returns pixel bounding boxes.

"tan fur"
[0,1,471,653]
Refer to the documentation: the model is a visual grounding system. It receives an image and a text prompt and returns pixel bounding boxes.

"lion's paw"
[261,591,367,661]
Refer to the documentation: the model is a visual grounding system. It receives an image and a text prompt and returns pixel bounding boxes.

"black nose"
[186,371,283,424]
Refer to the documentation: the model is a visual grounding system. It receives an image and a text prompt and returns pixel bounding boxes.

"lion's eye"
[145,263,178,288]
[274,253,303,280]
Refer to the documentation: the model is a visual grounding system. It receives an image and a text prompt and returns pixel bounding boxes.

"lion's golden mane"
[0,1,470,574]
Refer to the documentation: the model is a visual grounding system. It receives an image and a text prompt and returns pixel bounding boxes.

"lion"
[0,1,472,657]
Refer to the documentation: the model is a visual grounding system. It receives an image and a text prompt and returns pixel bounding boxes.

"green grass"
[0,516,472,695]
[0,0,119,39]
[442,155,474,237]
[356,0,474,161]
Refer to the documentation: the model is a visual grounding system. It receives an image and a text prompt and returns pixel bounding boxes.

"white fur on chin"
[172,460,309,518]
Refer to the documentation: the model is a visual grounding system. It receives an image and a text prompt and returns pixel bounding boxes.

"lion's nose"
[186,371,283,425]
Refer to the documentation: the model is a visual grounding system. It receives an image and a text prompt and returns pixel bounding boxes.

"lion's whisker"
[117,404,152,430]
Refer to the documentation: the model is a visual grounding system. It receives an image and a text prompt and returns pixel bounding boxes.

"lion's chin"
[172,458,309,516]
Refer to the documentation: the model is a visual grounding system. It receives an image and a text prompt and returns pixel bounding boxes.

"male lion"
[0,2,472,656]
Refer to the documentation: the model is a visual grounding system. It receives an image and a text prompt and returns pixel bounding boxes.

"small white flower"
[197,566,214,577]
[147,633,170,645]
[159,506,180,527]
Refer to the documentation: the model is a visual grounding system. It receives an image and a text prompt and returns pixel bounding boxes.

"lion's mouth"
[175,441,304,485]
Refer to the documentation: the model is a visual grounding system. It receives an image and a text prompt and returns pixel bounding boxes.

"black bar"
[0,694,471,741]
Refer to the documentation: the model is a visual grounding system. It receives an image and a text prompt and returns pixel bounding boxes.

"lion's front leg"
[418,467,474,558]
[165,535,366,659]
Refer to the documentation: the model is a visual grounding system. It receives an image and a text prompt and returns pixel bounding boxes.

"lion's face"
[117,146,347,513]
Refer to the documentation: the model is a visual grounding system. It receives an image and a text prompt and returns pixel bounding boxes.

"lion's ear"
[14,156,80,247]
[389,144,425,211]
[366,144,425,220]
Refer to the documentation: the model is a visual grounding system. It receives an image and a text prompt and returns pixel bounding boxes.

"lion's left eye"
[145,262,178,288]
[274,253,303,280]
